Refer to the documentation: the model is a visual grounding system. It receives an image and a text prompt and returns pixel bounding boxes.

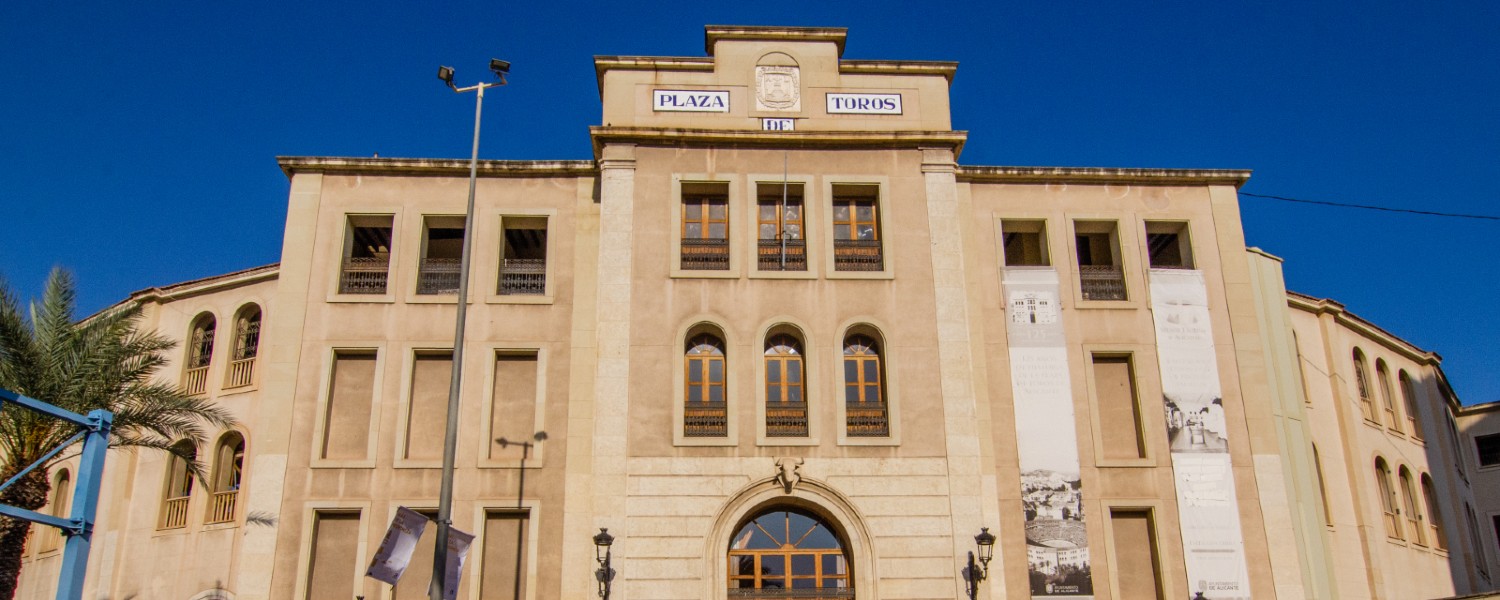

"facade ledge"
[276,156,596,178]
[956,165,1252,187]
[589,126,967,157]
[704,25,848,56]
[840,59,958,84]
[1287,291,1443,366]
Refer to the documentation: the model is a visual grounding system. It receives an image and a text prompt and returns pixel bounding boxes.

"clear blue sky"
[2,1,1496,403]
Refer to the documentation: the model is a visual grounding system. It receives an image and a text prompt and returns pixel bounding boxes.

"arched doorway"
[728,507,853,597]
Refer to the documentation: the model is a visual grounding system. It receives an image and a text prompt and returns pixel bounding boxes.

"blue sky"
[2,1,1496,403]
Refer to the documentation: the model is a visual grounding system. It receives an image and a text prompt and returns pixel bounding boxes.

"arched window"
[729,507,851,592]
[1376,360,1400,431]
[41,470,71,552]
[160,440,196,530]
[184,313,217,395]
[685,332,727,437]
[765,333,807,437]
[1399,371,1424,440]
[1352,349,1375,422]
[207,432,246,524]
[1312,444,1332,526]
[843,333,888,437]
[227,304,262,388]
[1375,458,1401,539]
[1399,467,1424,545]
[1422,474,1447,550]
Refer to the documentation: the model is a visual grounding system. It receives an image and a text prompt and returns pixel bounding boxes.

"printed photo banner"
[1149,269,1251,600]
[1003,268,1095,598]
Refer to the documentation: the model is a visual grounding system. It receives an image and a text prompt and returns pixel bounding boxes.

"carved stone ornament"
[774,457,804,494]
[755,66,801,112]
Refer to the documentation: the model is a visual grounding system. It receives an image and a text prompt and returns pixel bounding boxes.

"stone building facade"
[14,25,1495,600]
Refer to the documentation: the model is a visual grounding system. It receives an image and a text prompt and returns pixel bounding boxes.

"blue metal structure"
[0,388,112,600]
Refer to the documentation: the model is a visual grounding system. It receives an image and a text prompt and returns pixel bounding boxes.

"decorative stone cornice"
[276,156,596,178]
[589,127,967,158]
[593,56,715,95]
[1287,291,1442,366]
[957,166,1252,187]
[704,25,848,56]
[840,60,958,84]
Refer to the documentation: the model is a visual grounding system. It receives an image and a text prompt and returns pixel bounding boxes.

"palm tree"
[0,269,235,599]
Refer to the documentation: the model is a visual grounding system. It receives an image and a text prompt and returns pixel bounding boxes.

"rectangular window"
[1110,509,1165,600]
[322,350,377,460]
[681,182,730,271]
[1002,219,1049,267]
[480,510,530,599]
[1093,355,1146,459]
[306,511,361,600]
[757,182,806,271]
[392,510,440,600]
[831,184,883,271]
[417,217,465,295]
[1477,434,1500,468]
[1144,221,1193,269]
[339,215,393,294]
[1074,221,1125,301]
[491,352,540,460]
[499,217,548,295]
[405,351,454,460]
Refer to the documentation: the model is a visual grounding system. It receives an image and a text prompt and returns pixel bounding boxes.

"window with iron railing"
[844,334,888,437]
[160,441,196,530]
[758,184,806,272]
[184,314,216,395]
[417,218,464,295]
[832,194,882,271]
[765,334,807,437]
[227,305,260,388]
[685,333,728,437]
[338,216,393,294]
[500,217,548,295]
[207,433,244,525]
[1075,221,1125,301]
[682,195,730,271]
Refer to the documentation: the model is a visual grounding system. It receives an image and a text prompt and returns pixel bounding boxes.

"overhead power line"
[1241,192,1500,221]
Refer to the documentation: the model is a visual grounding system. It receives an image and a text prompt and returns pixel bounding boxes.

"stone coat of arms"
[755,66,800,112]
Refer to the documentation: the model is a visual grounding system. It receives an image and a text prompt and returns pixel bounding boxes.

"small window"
[1468,504,1491,580]
[831,184,883,271]
[1476,434,1500,468]
[417,216,465,295]
[339,215,393,294]
[1109,509,1163,599]
[844,333,888,437]
[1377,360,1400,432]
[1375,457,1401,539]
[41,470,70,552]
[681,182,730,271]
[1092,354,1145,459]
[757,182,806,271]
[1074,221,1125,301]
[1400,467,1424,545]
[1423,474,1447,549]
[764,333,807,437]
[160,441,197,530]
[227,304,261,388]
[207,432,245,524]
[184,313,217,396]
[1400,371,1423,440]
[1001,220,1049,267]
[1353,349,1376,423]
[499,217,548,295]
[685,332,727,437]
[1144,221,1193,269]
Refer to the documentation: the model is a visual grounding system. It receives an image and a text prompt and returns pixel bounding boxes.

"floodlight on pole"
[428,58,508,600]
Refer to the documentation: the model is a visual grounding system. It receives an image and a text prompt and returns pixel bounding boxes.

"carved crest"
[755,66,800,112]
[774,457,804,494]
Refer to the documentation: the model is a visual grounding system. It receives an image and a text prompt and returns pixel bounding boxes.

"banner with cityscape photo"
[1003,268,1094,598]
[1149,269,1251,600]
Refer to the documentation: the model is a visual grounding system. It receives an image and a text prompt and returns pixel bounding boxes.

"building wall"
[1458,401,1500,586]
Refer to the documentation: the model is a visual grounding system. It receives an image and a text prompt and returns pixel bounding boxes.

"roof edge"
[705,25,848,56]
[840,59,958,84]
[1287,290,1443,366]
[277,156,597,178]
[958,166,1252,187]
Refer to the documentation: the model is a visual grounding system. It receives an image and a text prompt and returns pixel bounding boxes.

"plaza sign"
[653,90,730,112]
[826,93,902,115]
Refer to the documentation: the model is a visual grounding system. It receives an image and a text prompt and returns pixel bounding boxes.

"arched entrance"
[728,507,853,598]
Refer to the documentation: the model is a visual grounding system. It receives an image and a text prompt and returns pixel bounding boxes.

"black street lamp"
[593,528,616,599]
[965,527,996,600]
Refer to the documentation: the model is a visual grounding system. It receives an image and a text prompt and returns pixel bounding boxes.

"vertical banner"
[367,506,430,585]
[1149,269,1251,599]
[1003,268,1094,598]
[436,525,476,600]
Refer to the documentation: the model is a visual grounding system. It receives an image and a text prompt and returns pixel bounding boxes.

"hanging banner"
[367,506,430,585]
[435,525,476,600]
[1003,268,1094,598]
[1149,269,1251,600]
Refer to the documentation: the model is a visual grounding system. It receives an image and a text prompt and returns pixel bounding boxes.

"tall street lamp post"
[429,58,509,600]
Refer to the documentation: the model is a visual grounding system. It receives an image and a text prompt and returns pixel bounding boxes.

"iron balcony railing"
[416,257,462,295]
[758,239,807,271]
[226,357,255,388]
[500,258,547,295]
[833,240,883,271]
[766,402,809,437]
[1078,265,1126,301]
[160,496,190,529]
[685,401,728,437]
[681,238,730,271]
[339,257,390,294]
[183,366,209,396]
[728,590,855,599]
[207,490,238,525]
[846,403,890,437]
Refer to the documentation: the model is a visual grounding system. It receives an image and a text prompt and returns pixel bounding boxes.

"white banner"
[436,525,476,600]
[366,506,430,585]
[1149,269,1250,599]
[1004,268,1094,598]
